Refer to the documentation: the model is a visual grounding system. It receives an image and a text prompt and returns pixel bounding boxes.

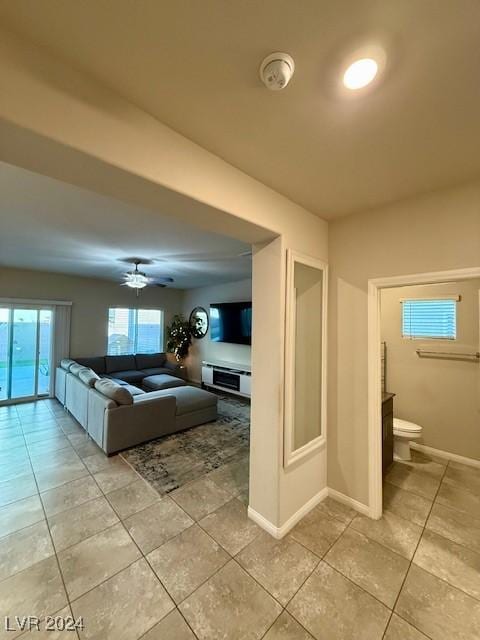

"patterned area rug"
[121,394,250,495]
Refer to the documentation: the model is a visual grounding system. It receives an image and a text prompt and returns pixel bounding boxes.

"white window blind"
[107,308,164,355]
[401,299,457,340]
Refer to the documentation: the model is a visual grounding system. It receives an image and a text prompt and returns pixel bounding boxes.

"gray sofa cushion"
[143,374,186,391]
[60,358,76,371]
[101,375,129,386]
[78,368,100,388]
[75,356,106,374]
[135,353,166,370]
[133,389,175,404]
[165,386,218,416]
[94,379,134,405]
[123,384,145,396]
[70,363,88,377]
[108,369,145,384]
[105,355,136,374]
[139,367,173,377]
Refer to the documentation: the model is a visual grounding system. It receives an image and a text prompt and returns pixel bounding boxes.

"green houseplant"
[166,314,193,361]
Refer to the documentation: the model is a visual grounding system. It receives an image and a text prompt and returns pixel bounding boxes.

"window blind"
[107,308,164,355]
[137,309,163,353]
[401,299,457,340]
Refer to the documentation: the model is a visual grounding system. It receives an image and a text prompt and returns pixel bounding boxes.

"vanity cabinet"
[382,392,395,475]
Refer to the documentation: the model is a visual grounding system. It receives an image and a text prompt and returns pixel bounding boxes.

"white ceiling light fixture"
[259,52,295,91]
[343,57,378,90]
[338,44,387,96]
[124,268,148,289]
[122,259,150,296]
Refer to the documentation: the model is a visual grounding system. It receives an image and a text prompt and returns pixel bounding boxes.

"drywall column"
[249,237,284,526]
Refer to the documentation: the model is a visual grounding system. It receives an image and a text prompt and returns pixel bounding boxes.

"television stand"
[201,359,251,398]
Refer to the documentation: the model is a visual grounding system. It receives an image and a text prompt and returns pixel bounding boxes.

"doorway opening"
[0,304,53,405]
[368,267,480,519]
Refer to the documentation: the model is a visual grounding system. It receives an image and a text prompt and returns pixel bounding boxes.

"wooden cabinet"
[382,392,395,475]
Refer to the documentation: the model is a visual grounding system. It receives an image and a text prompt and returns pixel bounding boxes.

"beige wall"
[0,267,184,358]
[329,182,480,505]
[0,27,329,531]
[381,280,480,460]
[183,278,251,384]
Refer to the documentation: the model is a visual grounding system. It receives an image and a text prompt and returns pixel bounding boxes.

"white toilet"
[393,418,423,461]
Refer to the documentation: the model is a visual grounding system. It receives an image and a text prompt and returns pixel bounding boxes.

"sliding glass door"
[0,305,53,404]
[0,308,9,402]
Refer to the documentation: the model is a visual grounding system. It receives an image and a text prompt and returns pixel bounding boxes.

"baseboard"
[247,507,280,538]
[410,443,480,469]
[327,487,370,517]
[248,487,328,539]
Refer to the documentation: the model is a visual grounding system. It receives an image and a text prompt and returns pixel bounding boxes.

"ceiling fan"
[121,258,174,295]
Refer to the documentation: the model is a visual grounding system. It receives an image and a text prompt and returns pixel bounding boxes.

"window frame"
[400,296,459,341]
[106,307,165,355]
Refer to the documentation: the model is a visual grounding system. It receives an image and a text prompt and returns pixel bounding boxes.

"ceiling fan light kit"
[123,260,149,291]
[121,258,175,294]
[124,273,148,289]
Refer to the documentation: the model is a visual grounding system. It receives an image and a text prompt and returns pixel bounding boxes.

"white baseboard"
[247,507,280,538]
[327,488,370,517]
[410,443,480,469]
[248,487,328,539]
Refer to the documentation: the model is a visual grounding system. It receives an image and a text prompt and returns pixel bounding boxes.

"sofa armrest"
[55,366,67,405]
[103,394,177,454]
[88,388,116,448]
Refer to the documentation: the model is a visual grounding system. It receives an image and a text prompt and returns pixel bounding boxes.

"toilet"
[393,418,423,461]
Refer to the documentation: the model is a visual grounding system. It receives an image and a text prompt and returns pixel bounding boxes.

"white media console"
[201,359,251,398]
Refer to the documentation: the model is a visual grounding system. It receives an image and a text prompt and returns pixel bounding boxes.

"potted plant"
[166,314,193,362]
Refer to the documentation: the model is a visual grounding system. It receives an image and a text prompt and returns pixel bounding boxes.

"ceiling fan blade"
[118,257,155,266]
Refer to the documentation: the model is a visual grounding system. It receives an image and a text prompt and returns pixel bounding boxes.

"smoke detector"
[259,52,295,91]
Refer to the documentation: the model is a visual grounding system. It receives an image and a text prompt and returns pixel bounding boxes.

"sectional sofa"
[55,353,218,455]
[76,352,186,384]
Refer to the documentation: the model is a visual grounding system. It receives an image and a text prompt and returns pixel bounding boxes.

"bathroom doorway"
[367,267,480,519]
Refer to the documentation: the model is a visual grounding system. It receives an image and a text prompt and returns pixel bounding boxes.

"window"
[107,308,164,355]
[401,298,457,340]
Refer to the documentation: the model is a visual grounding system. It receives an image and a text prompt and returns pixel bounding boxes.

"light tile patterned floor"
[1,400,480,639]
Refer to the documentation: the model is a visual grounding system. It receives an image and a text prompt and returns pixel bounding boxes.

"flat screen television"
[210,301,252,345]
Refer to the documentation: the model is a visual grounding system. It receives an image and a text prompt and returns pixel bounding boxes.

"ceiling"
[0,162,251,288]
[1,1,480,219]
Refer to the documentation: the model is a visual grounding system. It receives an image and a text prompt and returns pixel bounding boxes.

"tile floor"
[1,400,480,639]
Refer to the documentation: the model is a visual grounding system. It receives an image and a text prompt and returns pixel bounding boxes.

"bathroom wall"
[381,279,480,460]
[182,278,252,383]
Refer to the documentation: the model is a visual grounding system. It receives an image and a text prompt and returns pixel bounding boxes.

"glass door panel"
[0,308,10,401]
[11,309,38,400]
[0,305,54,404]
[38,310,52,396]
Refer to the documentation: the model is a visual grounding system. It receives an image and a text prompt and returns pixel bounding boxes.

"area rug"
[121,394,250,495]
